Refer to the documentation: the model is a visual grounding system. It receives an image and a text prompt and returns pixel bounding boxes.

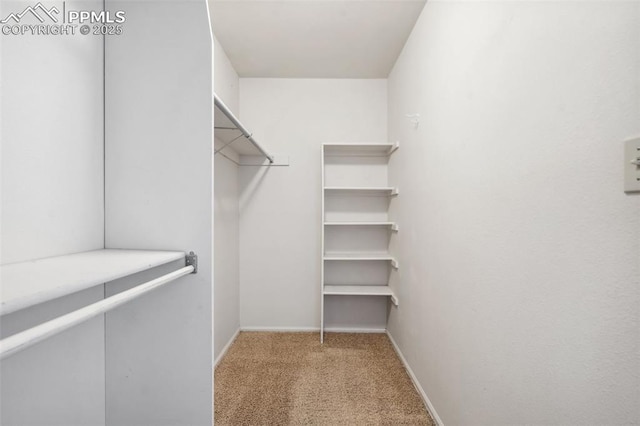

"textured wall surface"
[0,0,104,264]
[238,78,388,330]
[0,0,105,422]
[387,1,640,424]
[105,1,213,424]
[213,34,241,362]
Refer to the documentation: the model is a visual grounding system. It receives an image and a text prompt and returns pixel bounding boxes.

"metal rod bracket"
[186,251,198,274]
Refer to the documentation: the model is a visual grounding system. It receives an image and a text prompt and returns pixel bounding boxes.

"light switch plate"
[624,137,640,193]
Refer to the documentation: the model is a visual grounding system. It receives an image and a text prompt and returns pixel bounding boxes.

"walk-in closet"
[211,0,639,424]
[1,0,639,425]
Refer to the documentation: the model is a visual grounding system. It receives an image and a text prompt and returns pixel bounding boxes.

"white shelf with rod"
[320,142,400,343]
[0,250,197,359]
[214,93,274,163]
[0,249,189,316]
[0,1,213,420]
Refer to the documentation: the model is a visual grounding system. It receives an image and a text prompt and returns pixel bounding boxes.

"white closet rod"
[214,94,274,163]
[0,265,194,360]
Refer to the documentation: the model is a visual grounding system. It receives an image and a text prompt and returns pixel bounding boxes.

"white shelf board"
[323,143,398,156]
[324,253,394,261]
[324,187,399,197]
[323,285,398,306]
[324,285,393,296]
[0,249,185,316]
[324,253,399,269]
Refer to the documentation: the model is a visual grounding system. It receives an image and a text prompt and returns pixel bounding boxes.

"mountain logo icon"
[0,3,60,24]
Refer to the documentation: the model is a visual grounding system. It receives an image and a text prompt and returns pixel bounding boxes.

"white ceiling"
[211,0,426,78]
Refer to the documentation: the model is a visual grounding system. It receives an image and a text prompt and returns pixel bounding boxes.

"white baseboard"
[214,328,240,367]
[240,326,387,334]
[325,327,386,333]
[386,331,444,426]
[240,326,319,332]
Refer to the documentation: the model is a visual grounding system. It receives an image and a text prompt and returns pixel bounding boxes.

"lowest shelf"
[0,249,186,316]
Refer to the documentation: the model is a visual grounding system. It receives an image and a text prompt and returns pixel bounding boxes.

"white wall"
[0,1,104,264]
[214,35,239,116]
[238,79,388,330]
[0,0,105,423]
[104,1,213,424]
[213,34,241,362]
[387,1,640,425]
[0,288,105,426]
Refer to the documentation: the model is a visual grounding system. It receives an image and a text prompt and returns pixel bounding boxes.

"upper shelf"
[323,143,399,157]
[0,249,186,316]
[214,94,274,162]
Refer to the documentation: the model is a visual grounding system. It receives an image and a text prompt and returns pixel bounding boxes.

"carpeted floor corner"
[214,332,435,425]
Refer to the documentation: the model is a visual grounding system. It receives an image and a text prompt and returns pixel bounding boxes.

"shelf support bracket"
[390,294,399,307]
[186,251,198,274]
[388,142,400,155]
[391,259,399,270]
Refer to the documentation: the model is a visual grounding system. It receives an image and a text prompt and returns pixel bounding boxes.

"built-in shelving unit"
[0,249,186,316]
[320,143,399,342]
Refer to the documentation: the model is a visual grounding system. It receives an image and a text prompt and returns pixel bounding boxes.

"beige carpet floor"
[215,332,435,425]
